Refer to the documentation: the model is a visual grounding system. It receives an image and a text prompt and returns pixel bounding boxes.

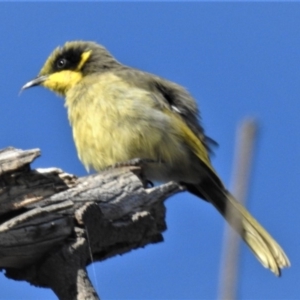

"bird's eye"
[56,58,67,69]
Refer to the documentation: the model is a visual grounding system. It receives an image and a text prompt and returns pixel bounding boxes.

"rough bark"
[0,147,183,299]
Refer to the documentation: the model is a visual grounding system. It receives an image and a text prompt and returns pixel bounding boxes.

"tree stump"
[0,147,182,299]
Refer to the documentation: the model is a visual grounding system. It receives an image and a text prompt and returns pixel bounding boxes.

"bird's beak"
[21,75,49,91]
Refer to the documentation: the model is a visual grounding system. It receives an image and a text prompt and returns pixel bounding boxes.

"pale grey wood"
[0,147,40,175]
[0,147,182,300]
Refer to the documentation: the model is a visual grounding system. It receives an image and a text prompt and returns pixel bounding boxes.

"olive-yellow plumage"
[22,40,290,275]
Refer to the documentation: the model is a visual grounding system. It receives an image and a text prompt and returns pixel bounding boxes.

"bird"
[22,40,290,276]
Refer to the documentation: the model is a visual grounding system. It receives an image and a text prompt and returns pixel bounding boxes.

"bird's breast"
[64,72,199,182]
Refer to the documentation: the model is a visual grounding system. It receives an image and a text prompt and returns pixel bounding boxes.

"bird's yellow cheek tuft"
[42,70,83,96]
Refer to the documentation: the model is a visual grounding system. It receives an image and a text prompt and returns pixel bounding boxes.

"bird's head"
[21,40,120,96]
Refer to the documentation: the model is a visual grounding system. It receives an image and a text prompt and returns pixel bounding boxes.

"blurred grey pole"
[218,118,259,300]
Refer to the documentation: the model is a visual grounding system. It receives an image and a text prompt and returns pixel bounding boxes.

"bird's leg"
[109,158,157,168]
[104,158,158,188]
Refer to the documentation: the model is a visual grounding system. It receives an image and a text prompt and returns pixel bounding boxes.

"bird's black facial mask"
[21,49,92,96]
[52,48,85,72]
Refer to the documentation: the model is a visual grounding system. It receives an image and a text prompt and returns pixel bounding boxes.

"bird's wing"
[115,68,217,154]
[151,76,218,154]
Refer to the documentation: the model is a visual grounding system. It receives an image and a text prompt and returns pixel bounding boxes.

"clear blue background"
[0,2,299,299]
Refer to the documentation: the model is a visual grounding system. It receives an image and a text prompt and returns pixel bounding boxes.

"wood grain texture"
[0,147,182,299]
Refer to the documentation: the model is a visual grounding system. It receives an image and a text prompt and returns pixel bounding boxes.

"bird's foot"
[105,158,157,188]
[110,158,157,168]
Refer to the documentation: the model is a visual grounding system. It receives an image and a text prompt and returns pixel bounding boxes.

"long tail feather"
[223,192,290,275]
[186,181,290,276]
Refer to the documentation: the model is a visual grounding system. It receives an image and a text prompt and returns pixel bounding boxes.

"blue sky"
[0,2,299,299]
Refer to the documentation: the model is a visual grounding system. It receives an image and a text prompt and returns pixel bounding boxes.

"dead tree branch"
[0,147,183,300]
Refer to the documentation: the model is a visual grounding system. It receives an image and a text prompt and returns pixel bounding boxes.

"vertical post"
[219,118,259,300]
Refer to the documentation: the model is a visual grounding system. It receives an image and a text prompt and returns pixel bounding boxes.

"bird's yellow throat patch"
[42,70,83,96]
[40,50,92,96]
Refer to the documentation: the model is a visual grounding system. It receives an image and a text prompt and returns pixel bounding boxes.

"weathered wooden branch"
[0,147,183,299]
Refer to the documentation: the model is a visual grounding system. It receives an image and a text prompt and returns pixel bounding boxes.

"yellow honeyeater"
[22,40,290,275]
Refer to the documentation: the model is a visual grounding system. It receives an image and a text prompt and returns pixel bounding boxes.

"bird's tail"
[186,179,290,276]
